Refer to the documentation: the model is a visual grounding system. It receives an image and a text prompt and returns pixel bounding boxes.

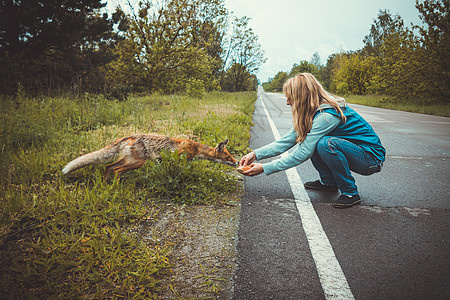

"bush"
[185,78,206,99]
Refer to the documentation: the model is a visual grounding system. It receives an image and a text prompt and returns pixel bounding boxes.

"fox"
[62,134,238,180]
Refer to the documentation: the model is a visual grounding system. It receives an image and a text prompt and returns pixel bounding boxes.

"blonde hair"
[283,73,346,143]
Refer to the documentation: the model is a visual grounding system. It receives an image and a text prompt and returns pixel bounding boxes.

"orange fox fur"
[62,134,238,179]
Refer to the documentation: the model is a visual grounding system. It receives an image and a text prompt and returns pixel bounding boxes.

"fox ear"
[215,139,229,153]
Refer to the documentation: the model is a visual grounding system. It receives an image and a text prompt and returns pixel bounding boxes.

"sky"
[105,0,423,83]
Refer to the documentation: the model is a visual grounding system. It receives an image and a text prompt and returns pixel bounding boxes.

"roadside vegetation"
[345,95,450,118]
[0,91,256,298]
[1,0,262,297]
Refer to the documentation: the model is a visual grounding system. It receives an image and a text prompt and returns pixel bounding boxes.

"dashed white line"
[259,93,355,300]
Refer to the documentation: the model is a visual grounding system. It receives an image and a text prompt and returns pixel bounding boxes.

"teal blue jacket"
[254,104,386,175]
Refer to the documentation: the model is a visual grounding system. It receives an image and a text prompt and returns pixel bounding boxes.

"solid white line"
[420,120,450,125]
[259,93,355,300]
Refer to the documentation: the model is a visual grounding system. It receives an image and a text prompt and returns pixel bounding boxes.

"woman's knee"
[316,137,346,162]
[316,136,329,152]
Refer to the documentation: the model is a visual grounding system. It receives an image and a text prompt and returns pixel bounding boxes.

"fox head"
[213,139,238,166]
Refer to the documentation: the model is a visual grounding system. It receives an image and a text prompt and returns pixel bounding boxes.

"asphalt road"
[232,88,450,300]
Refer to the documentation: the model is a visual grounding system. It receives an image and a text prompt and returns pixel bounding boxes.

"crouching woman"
[240,73,385,208]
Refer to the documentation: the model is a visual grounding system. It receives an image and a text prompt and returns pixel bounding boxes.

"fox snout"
[214,158,238,166]
[225,160,238,166]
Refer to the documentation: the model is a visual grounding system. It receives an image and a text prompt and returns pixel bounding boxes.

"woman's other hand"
[241,163,264,176]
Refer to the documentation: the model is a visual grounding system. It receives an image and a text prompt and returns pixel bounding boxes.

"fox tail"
[62,140,123,174]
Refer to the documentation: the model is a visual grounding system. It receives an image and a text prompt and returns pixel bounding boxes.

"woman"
[239,73,385,208]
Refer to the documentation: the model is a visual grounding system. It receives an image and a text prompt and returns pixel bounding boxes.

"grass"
[267,91,450,118]
[0,91,256,298]
[345,94,450,118]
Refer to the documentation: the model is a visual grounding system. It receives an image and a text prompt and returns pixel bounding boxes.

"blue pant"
[311,136,383,196]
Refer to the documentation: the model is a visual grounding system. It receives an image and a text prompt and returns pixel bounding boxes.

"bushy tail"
[62,142,123,174]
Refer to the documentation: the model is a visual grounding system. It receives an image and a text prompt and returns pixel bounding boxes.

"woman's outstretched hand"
[239,152,263,176]
[239,151,256,167]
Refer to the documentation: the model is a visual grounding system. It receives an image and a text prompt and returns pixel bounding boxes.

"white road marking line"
[259,94,355,300]
[419,120,450,125]
[388,155,424,160]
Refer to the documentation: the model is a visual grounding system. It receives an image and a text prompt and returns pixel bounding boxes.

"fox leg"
[103,157,146,180]
[104,157,127,180]
[112,159,146,176]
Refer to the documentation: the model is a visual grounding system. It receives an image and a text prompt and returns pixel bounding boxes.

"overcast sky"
[225,0,422,82]
[105,0,423,83]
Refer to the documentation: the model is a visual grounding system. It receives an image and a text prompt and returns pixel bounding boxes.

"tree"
[371,27,419,99]
[0,0,121,94]
[310,51,322,68]
[368,0,449,103]
[326,52,350,94]
[361,9,404,57]
[107,0,227,96]
[221,63,257,92]
[263,71,288,92]
[356,8,425,100]
[330,53,378,95]
[321,53,339,90]
[414,0,450,102]
[221,16,266,92]
[288,60,321,80]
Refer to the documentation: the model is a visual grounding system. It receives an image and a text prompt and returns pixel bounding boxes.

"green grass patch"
[345,94,450,118]
[138,150,237,205]
[0,91,256,298]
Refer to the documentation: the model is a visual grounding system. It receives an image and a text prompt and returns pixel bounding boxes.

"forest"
[263,0,449,105]
[0,0,266,98]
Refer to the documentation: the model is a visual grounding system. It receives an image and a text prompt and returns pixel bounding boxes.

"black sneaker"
[333,194,361,208]
[304,180,338,191]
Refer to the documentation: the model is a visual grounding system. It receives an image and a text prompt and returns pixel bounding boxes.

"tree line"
[263,0,449,104]
[0,0,266,98]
